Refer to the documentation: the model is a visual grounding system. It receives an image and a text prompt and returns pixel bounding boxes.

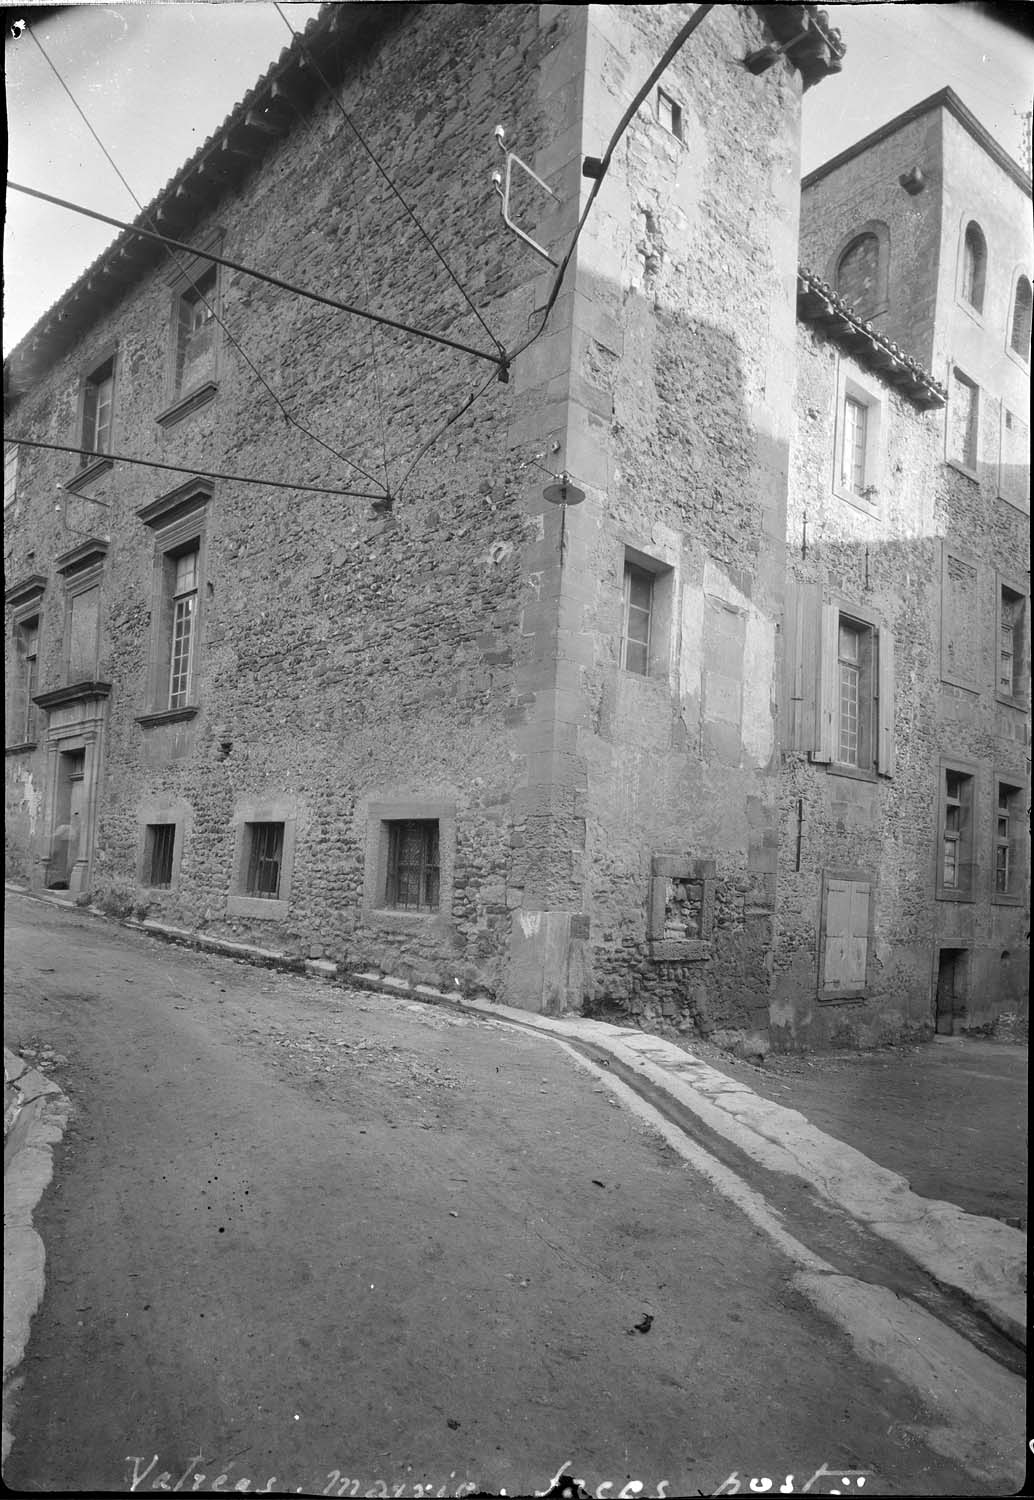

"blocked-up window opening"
[822,878,870,995]
[386,820,440,911]
[836,234,881,320]
[1011,276,1032,360]
[663,878,703,940]
[245,822,284,899]
[67,585,100,681]
[999,409,1030,508]
[81,357,114,461]
[941,553,979,685]
[145,824,176,888]
[961,222,987,311]
[948,369,979,470]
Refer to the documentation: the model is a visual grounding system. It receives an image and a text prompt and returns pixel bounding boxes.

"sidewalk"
[451,997,1028,1351]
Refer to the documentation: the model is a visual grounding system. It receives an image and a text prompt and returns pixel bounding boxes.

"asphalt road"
[2,896,1003,1496]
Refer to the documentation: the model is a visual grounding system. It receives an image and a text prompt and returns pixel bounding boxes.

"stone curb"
[3,1047,72,1470]
[6,886,1025,1347]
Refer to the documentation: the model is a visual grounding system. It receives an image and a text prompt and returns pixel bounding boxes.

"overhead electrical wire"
[273,1,506,361]
[9,183,507,375]
[25,27,386,495]
[6,437,385,499]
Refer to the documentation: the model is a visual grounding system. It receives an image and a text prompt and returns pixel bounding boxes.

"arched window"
[961,222,987,312]
[836,233,882,320]
[1010,275,1032,360]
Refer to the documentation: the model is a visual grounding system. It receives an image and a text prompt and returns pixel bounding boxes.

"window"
[961,222,987,312]
[386,820,440,911]
[81,357,115,462]
[648,856,716,960]
[168,546,199,710]
[836,619,871,767]
[1010,275,1032,361]
[939,548,980,689]
[10,616,40,745]
[656,89,682,140]
[175,265,218,397]
[244,822,284,899]
[993,781,1025,901]
[836,234,881,320]
[998,408,1030,510]
[947,367,979,473]
[938,767,975,899]
[819,874,872,999]
[4,445,18,509]
[817,608,892,775]
[622,563,654,675]
[997,584,1027,703]
[833,365,882,510]
[144,823,176,889]
[137,481,210,721]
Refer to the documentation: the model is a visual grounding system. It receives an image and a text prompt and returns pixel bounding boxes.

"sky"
[3,2,1034,355]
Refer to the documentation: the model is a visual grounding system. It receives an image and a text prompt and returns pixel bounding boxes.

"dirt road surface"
[2,896,1010,1496]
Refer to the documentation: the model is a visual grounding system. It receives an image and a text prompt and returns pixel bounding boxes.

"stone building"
[776,90,1031,1045]
[4,7,1027,1049]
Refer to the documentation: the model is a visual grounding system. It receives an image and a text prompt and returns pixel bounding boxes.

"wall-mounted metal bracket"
[491,125,560,266]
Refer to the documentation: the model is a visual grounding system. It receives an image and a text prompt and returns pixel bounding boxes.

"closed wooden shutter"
[823,878,870,992]
[784,578,822,752]
[876,628,896,777]
[813,600,838,763]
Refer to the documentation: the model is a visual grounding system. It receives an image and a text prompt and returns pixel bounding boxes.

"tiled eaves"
[4,2,412,405]
[796,268,947,409]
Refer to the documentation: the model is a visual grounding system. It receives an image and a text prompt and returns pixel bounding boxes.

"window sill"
[648,938,711,962]
[996,490,1030,514]
[227,894,288,920]
[827,762,878,782]
[956,297,985,328]
[945,457,979,484]
[365,906,447,929]
[935,889,976,903]
[5,741,38,755]
[939,675,980,696]
[995,691,1029,711]
[832,483,879,516]
[136,706,199,728]
[64,456,114,493]
[991,892,1025,907]
[818,990,867,1004]
[156,382,219,429]
[1004,345,1030,374]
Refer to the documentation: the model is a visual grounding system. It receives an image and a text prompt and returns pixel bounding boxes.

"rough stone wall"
[556,2,804,1044]
[4,2,579,994]
[775,323,1029,1049]
[800,111,944,367]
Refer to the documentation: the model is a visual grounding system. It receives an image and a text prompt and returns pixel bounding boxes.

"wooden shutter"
[813,601,838,763]
[823,878,870,992]
[784,578,821,752]
[876,628,896,777]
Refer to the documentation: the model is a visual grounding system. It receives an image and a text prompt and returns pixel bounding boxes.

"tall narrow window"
[997,585,1026,702]
[837,621,862,765]
[1010,275,1032,361]
[622,563,654,675]
[175,265,218,396]
[168,547,199,710]
[994,782,1024,900]
[4,445,18,509]
[656,88,682,140]
[11,616,40,744]
[81,357,115,461]
[145,824,176,889]
[941,770,974,895]
[948,368,979,472]
[836,233,881,319]
[841,396,868,493]
[961,222,987,312]
[386,820,440,911]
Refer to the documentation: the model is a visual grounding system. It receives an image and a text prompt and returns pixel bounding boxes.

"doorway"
[48,748,87,889]
[935,948,968,1035]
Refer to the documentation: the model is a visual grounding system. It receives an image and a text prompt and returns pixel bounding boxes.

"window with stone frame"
[998,408,1030,511]
[9,614,40,745]
[938,766,976,900]
[144,823,177,889]
[175,266,218,395]
[4,445,18,509]
[656,88,682,140]
[813,603,894,777]
[992,780,1025,902]
[997,583,1027,704]
[55,541,108,686]
[137,481,210,722]
[947,367,979,474]
[648,856,715,961]
[242,821,285,899]
[1010,275,1032,362]
[836,233,881,320]
[227,799,297,919]
[80,355,115,463]
[832,363,883,512]
[960,222,987,313]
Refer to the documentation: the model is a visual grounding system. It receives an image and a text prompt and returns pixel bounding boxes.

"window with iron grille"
[145,823,176,889]
[168,546,199,710]
[81,357,115,462]
[244,822,284,899]
[385,820,440,911]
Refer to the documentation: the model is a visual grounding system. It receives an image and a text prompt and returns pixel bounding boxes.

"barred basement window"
[386,820,440,911]
[244,822,285,899]
[145,823,176,889]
